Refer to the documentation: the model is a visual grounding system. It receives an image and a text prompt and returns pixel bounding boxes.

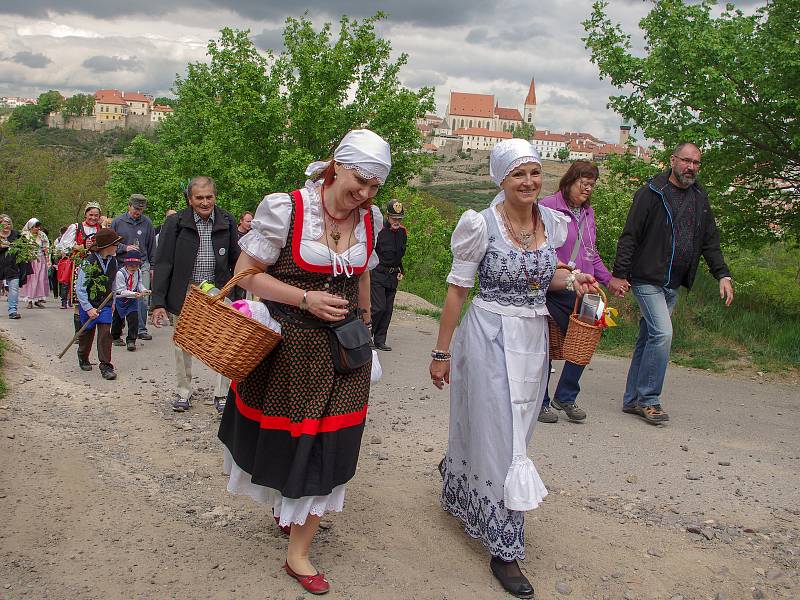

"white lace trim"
[222,448,346,527]
[339,162,385,184]
[501,156,540,183]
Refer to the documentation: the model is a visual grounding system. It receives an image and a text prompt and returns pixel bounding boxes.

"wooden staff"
[57,291,114,359]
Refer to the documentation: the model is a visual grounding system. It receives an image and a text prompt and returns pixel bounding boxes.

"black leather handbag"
[326,315,372,374]
[268,302,371,375]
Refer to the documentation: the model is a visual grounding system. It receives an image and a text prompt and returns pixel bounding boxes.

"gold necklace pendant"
[330,221,341,247]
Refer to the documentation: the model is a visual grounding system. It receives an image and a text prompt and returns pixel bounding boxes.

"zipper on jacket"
[648,181,675,287]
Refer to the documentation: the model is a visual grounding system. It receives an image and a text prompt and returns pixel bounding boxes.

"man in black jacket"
[370,199,407,351]
[609,143,734,424]
[151,176,240,412]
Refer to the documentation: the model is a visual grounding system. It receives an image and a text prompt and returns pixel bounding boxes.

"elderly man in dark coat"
[151,176,240,413]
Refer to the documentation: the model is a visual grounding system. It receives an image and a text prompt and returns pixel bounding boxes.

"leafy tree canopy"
[513,122,535,140]
[62,94,95,118]
[153,97,177,108]
[107,13,435,218]
[584,0,800,246]
[37,90,64,115]
[7,104,45,132]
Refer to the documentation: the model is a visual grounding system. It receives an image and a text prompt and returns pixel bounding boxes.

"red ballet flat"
[273,515,291,535]
[284,561,330,595]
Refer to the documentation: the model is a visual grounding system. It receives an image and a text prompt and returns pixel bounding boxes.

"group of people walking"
[2,126,734,598]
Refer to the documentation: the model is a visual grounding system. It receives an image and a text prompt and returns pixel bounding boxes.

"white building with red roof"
[454,127,513,151]
[442,78,536,136]
[151,104,173,122]
[532,130,568,159]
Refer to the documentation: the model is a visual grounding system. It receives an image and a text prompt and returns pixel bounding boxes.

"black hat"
[386,199,405,218]
[90,228,122,251]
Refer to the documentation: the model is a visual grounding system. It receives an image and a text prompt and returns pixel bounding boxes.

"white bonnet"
[489,139,542,186]
[305,129,392,184]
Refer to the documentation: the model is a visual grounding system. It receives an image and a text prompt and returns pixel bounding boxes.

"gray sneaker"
[538,405,558,423]
[551,398,587,422]
[171,397,191,412]
[213,396,226,415]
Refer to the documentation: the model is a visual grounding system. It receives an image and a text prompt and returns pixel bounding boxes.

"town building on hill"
[532,130,567,159]
[151,104,173,122]
[455,127,513,151]
[94,91,129,122]
[0,96,37,108]
[441,77,536,135]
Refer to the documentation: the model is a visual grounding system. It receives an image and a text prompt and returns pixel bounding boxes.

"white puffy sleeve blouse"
[446,209,488,288]
[238,182,383,273]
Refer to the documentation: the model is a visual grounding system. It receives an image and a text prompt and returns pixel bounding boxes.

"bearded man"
[608,142,734,424]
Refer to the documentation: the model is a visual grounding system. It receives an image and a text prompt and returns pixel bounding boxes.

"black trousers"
[78,323,112,367]
[111,311,139,344]
[370,271,398,346]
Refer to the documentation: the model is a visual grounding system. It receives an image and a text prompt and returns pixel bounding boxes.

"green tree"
[583,0,800,246]
[107,14,435,218]
[513,122,535,140]
[556,147,570,162]
[62,94,95,118]
[0,129,109,230]
[7,104,45,132]
[37,90,63,115]
[590,152,661,265]
[153,97,177,108]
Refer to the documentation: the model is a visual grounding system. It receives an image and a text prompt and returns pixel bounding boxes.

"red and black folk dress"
[218,180,383,526]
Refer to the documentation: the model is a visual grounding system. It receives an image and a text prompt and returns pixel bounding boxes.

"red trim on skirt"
[231,381,368,438]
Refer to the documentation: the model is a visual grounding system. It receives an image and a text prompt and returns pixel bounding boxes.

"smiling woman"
[217,129,390,596]
[429,139,599,598]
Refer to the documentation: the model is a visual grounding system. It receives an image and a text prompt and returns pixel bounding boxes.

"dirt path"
[1,302,798,599]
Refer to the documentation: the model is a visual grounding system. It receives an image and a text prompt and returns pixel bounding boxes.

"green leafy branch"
[7,236,39,264]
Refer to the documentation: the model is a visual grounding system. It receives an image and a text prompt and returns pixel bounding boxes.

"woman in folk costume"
[19,218,51,308]
[429,139,599,598]
[218,129,388,595]
[56,202,103,332]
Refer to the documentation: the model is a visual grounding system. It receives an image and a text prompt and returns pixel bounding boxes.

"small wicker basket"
[562,288,608,366]
[173,267,282,381]
[548,317,565,360]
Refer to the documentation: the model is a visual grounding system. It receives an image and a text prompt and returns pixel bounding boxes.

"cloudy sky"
[0,0,760,143]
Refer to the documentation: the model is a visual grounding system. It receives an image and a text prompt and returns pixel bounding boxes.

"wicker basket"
[173,267,282,381]
[548,317,565,360]
[563,288,608,366]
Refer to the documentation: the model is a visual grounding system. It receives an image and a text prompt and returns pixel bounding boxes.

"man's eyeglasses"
[673,155,702,168]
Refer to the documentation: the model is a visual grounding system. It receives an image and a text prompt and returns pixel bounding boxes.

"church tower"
[523,77,536,127]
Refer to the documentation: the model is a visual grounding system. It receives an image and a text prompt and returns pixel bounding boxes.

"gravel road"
[1,301,798,599]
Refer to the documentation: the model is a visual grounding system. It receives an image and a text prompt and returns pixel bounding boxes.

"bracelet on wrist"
[565,273,576,292]
[431,349,452,361]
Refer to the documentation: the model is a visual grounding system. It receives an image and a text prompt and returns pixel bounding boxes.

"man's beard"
[675,168,696,187]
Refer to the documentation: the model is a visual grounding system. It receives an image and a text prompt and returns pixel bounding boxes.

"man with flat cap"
[112,194,156,341]
[370,199,408,351]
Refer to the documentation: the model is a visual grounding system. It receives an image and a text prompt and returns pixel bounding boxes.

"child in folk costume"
[111,249,149,352]
[75,228,122,381]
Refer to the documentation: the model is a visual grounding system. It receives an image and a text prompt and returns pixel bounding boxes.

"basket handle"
[212,266,263,303]
[572,286,608,315]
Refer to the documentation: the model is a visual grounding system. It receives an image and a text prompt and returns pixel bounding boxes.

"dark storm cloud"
[82,55,144,72]
[0,0,487,26]
[9,50,51,68]
[251,27,284,52]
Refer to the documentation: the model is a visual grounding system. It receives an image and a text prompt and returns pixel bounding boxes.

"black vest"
[85,253,118,307]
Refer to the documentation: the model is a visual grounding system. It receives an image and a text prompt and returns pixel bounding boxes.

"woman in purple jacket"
[538,161,613,423]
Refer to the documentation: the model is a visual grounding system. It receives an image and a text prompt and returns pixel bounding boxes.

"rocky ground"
[1,300,798,599]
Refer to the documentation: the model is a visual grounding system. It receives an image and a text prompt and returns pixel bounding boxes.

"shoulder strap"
[568,213,584,266]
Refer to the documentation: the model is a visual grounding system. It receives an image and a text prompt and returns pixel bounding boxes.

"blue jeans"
[542,361,586,407]
[623,284,679,408]
[7,278,19,315]
[137,262,151,333]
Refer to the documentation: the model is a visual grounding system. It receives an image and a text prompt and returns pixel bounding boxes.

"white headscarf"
[22,218,48,249]
[488,139,542,207]
[305,129,392,185]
